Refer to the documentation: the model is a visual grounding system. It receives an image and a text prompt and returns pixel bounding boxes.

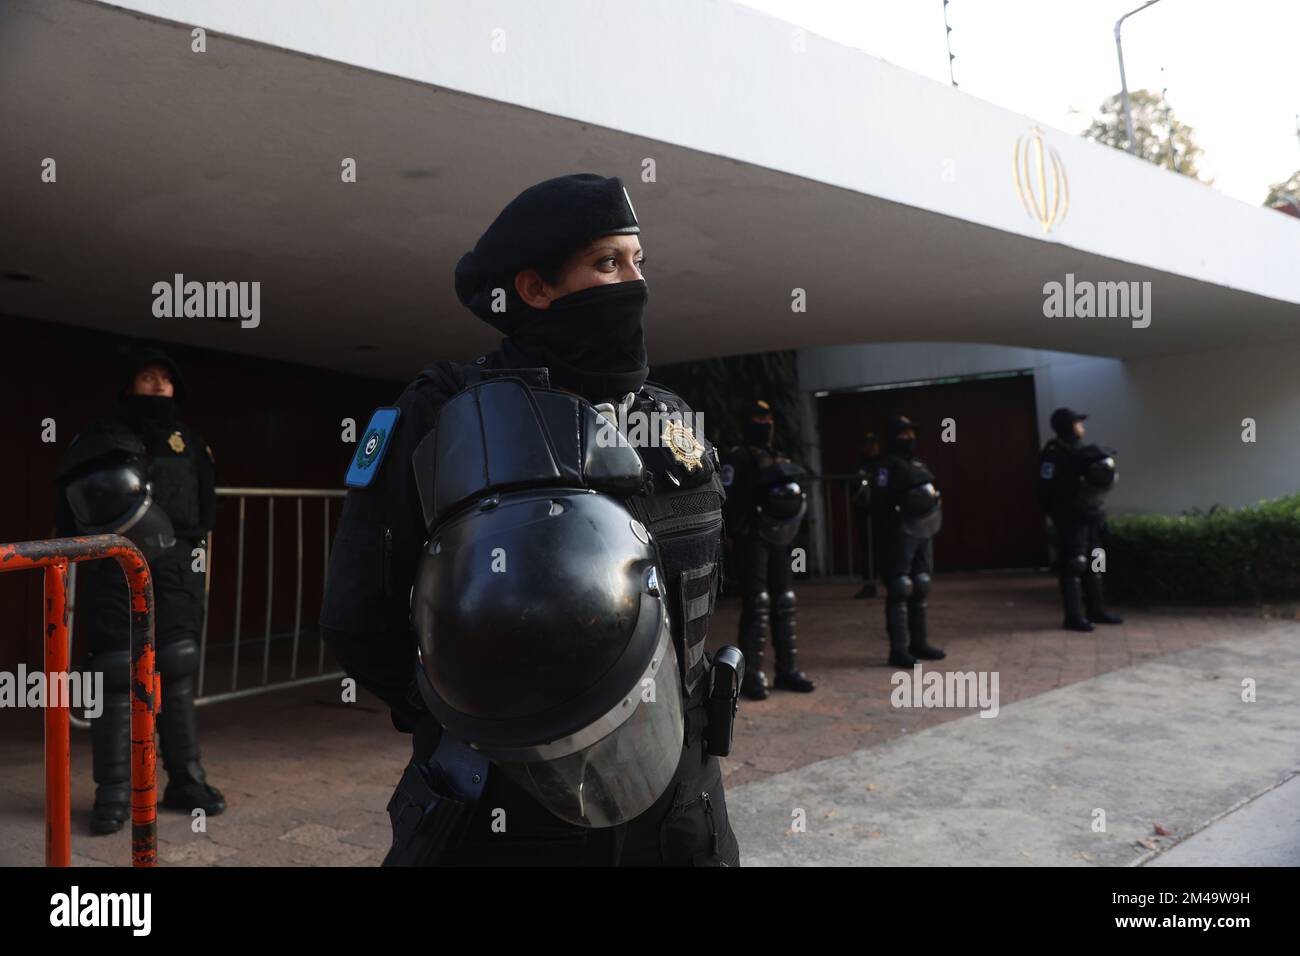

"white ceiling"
[2,0,1299,381]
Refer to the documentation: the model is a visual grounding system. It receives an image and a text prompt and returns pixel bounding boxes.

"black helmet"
[63,459,176,560]
[901,481,941,517]
[412,488,681,829]
[1079,445,1118,490]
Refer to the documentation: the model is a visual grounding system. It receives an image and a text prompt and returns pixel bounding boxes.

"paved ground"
[1,573,1294,866]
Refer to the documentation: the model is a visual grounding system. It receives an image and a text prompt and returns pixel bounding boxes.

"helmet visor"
[495,628,683,828]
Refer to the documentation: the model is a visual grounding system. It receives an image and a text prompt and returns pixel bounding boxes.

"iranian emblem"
[662,419,704,472]
[1013,125,1069,234]
[168,431,186,453]
[355,427,387,471]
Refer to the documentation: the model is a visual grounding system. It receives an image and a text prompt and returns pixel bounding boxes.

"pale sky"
[737,0,1300,206]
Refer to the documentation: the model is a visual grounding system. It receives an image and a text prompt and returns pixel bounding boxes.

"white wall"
[105,0,1300,308]
[798,341,1300,515]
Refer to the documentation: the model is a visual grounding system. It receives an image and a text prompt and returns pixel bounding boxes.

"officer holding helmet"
[871,415,946,667]
[320,173,742,866]
[55,348,225,834]
[1038,408,1123,631]
[721,399,816,701]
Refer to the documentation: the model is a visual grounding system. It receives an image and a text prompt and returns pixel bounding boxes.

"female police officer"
[320,174,741,866]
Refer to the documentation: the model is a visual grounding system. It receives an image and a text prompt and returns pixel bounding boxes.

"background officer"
[320,173,741,866]
[851,430,882,599]
[871,415,946,667]
[55,347,225,834]
[722,399,816,701]
[1038,407,1124,632]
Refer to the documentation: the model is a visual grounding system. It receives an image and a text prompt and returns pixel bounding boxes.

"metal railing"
[0,534,158,867]
[67,488,347,726]
[802,473,875,581]
[196,487,347,705]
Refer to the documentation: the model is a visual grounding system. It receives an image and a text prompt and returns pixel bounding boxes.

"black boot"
[907,572,945,660]
[1084,574,1124,625]
[88,650,132,835]
[1061,573,1094,632]
[738,591,771,700]
[853,581,877,599]
[771,591,815,693]
[156,640,226,815]
[885,577,916,667]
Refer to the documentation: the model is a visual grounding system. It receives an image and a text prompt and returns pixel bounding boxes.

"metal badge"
[167,431,186,454]
[661,419,704,472]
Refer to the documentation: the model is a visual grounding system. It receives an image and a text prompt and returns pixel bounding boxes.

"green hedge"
[1104,495,1300,605]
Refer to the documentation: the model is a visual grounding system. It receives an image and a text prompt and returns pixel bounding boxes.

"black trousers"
[735,537,793,600]
[77,540,205,654]
[877,532,933,584]
[1055,518,1103,576]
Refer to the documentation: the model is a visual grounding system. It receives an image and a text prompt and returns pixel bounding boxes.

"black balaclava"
[119,346,186,425]
[886,415,916,457]
[743,398,775,446]
[454,173,648,401]
[1050,407,1086,444]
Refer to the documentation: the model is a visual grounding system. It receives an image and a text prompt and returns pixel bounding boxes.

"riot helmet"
[58,427,176,560]
[411,378,683,828]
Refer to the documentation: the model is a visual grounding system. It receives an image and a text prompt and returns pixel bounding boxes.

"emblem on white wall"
[1013,126,1069,234]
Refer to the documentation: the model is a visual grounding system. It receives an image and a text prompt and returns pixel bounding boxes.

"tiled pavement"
[0,573,1287,866]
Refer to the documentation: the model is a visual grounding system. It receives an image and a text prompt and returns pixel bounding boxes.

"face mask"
[123,394,177,424]
[508,279,649,400]
[744,420,774,446]
[889,436,915,457]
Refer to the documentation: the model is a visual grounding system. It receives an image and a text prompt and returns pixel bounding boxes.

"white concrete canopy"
[3,0,1298,380]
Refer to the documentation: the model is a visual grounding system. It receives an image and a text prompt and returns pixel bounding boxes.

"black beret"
[455,173,640,329]
[886,415,917,438]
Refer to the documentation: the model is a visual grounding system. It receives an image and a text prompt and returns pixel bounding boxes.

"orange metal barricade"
[0,534,158,867]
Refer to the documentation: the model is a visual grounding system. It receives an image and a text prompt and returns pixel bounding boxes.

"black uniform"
[851,438,881,598]
[321,347,739,865]
[55,349,225,833]
[871,417,945,666]
[320,173,740,866]
[1038,408,1123,630]
[722,429,815,700]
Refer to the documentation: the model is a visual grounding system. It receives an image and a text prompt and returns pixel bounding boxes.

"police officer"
[1038,408,1123,631]
[722,400,816,701]
[871,415,946,667]
[852,431,882,599]
[55,348,225,834]
[319,173,741,866]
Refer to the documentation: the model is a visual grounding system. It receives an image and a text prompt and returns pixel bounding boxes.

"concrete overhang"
[2,0,1298,380]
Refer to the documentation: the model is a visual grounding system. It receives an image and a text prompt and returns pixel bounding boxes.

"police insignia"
[168,431,186,454]
[661,419,704,471]
[720,463,735,487]
[345,407,400,488]
[876,466,889,488]
[1040,461,1055,480]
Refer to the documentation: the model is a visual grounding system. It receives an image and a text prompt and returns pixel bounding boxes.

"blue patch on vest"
[1040,461,1055,480]
[875,466,889,488]
[345,407,400,488]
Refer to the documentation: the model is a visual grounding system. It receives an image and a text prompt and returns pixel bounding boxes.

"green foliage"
[650,350,803,460]
[1081,89,1208,182]
[1263,169,1300,209]
[1105,495,1300,605]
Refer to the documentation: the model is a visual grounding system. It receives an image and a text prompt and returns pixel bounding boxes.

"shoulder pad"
[413,378,645,532]
[345,407,401,488]
[56,419,145,483]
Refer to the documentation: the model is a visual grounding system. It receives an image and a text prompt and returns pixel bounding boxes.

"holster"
[382,720,490,867]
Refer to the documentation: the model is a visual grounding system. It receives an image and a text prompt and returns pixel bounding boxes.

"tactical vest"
[442,367,725,702]
[618,384,725,699]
